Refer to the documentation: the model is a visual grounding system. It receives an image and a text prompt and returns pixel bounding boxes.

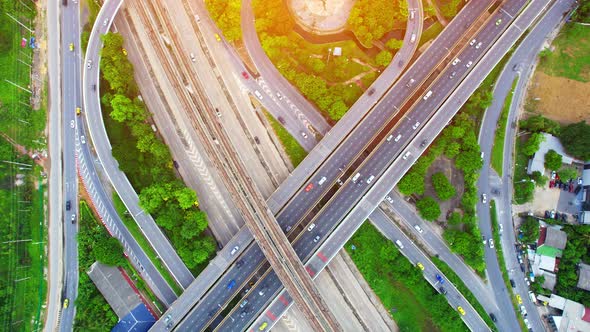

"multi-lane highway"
[477,1,576,330]
[160,1,542,330]
[59,0,82,329]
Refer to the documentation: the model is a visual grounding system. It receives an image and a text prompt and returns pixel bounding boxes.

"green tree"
[530,171,548,187]
[375,50,393,67]
[385,38,403,51]
[447,212,462,225]
[558,166,578,182]
[94,237,125,266]
[519,115,560,135]
[431,172,456,201]
[560,121,590,160]
[328,100,348,121]
[522,133,546,156]
[397,171,425,195]
[175,187,198,210]
[520,217,540,243]
[416,196,441,221]
[544,149,563,170]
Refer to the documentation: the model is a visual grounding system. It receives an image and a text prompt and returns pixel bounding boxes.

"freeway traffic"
[166,0,536,330]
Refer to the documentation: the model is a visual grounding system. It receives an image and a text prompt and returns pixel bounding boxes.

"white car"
[86,59,93,69]
[80,135,86,144]
[481,194,487,204]
[301,131,308,139]
[307,223,316,232]
[469,39,476,46]
[190,53,196,62]
[230,246,239,255]
[466,61,473,68]
[452,58,461,66]
[385,196,394,204]
[475,42,482,49]
[489,239,494,249]
[103,18,109,26]
[414,225,423,233]
[395,240,404,249]
[412,121,420,130]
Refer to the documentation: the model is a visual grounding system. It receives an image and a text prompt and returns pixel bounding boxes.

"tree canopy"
[416,196,441,221]
[347,0,407,47]
[544,149,563,171]
[431,172,456,201]
[560,121,590,160]
[520,217,540,243]
[522,133,545,156]
[205,0,242,42]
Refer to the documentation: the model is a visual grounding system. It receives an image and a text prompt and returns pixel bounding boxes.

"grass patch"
[347,223,469,332]
[512,137,534,204]
[491,78,518,175]
[419,22,444,47]
[264,110,308,167]
[430,256,497,331]
[112,193,182,295]
[538,24,590,82]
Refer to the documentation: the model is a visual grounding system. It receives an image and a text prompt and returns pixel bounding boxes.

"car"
[412,121,420,130]
[103,18,109,26]
[457,306,466,315]
[307,223,316,232]
[499,224,503,234]
[313,235,321,243]
[190,53,196,62]
[402,151,411,160]
[466,61,473,68]
[76,107,81,115]
[490,313,497,322]
[214,33,221,41]
[524,277,530,286]
[394,134,402,142]
[395,240,404,249]
[258,287,267,296]
[69,43,74,51]
[236,260,244,268]
[173,160,179,169]
[475,42,482,49]
[449,71,456,79]
[230,246,239,255]
[489,239,494,249]
[510,279,516,288]
[240,310,247,318]
[227,280,236,290]
[122,48,128,56]
[469,39,476,46]
[452,58,461,66]
[367,88,375,96]
[385,196,394,204]
[405,78,415,87]
[254,136,260,144]
[215,108,222,118]
[240,299,249,308]
[277,116,286,125]
[482,235,487,245]
[436,274,444,284]
[305,183,314,192]
[414,224,423,233]
[86,59,92,69]
[481,194,487,204]
[241,71,249,79]
[513,63,521,71]
[439,286,447,294]
[416,262,425,270]
[71,214,76,224]
[80,135,86,144]
[480,152,484,159]
[63,298,69,308]
[419,140,428,148]
[366,175,375,184]
[258,322,268,331]
[516,294,522,304]
[495,18,503,25]
[66,200,71,211]
[301,131,308,139]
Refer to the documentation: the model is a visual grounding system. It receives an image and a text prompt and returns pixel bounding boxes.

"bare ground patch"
[526,71,590,124]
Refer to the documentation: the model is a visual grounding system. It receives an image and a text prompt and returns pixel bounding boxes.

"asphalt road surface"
[477,1,576,331]
[165,1,537,330]
[59,0,82,329]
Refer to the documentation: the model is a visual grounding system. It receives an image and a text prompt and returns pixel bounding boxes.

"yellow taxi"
[122,48,128,56]
[69,43,74,51]
[416,262,425,270]
[516,294,522,304]
[457,306,465,316]
[258,322,268,330]
[75,107,81,116]
[63,298,69,308]
[214,33,221,42]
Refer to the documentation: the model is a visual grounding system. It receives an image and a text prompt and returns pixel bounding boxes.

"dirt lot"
[526,71,590,124]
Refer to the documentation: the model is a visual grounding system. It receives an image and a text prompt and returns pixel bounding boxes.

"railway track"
[131,0,341,330]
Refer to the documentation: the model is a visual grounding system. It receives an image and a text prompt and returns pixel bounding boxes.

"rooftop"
[578,263,590,291]
[545,227,568,250]
[527,133,578,175]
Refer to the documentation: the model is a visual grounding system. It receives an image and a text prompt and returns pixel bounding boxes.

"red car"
[21,38,27,48]
[241,71,249,79]
[305,183,314,192]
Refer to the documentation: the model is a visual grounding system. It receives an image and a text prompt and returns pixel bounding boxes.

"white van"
[410,33,416,43]
[307,223,316,232]
[318,176,327,186]
[395,240,404,249]
[386,134,394,142]
[403,151,411,160]
[254,90,263,100]
[410,10,415,20]
[423,90,433,100]
[394,134,402,142]
[366,175,375,184]
[352,173,361,183]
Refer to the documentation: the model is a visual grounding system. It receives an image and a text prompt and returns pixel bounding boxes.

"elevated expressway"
[153,0,551,331]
